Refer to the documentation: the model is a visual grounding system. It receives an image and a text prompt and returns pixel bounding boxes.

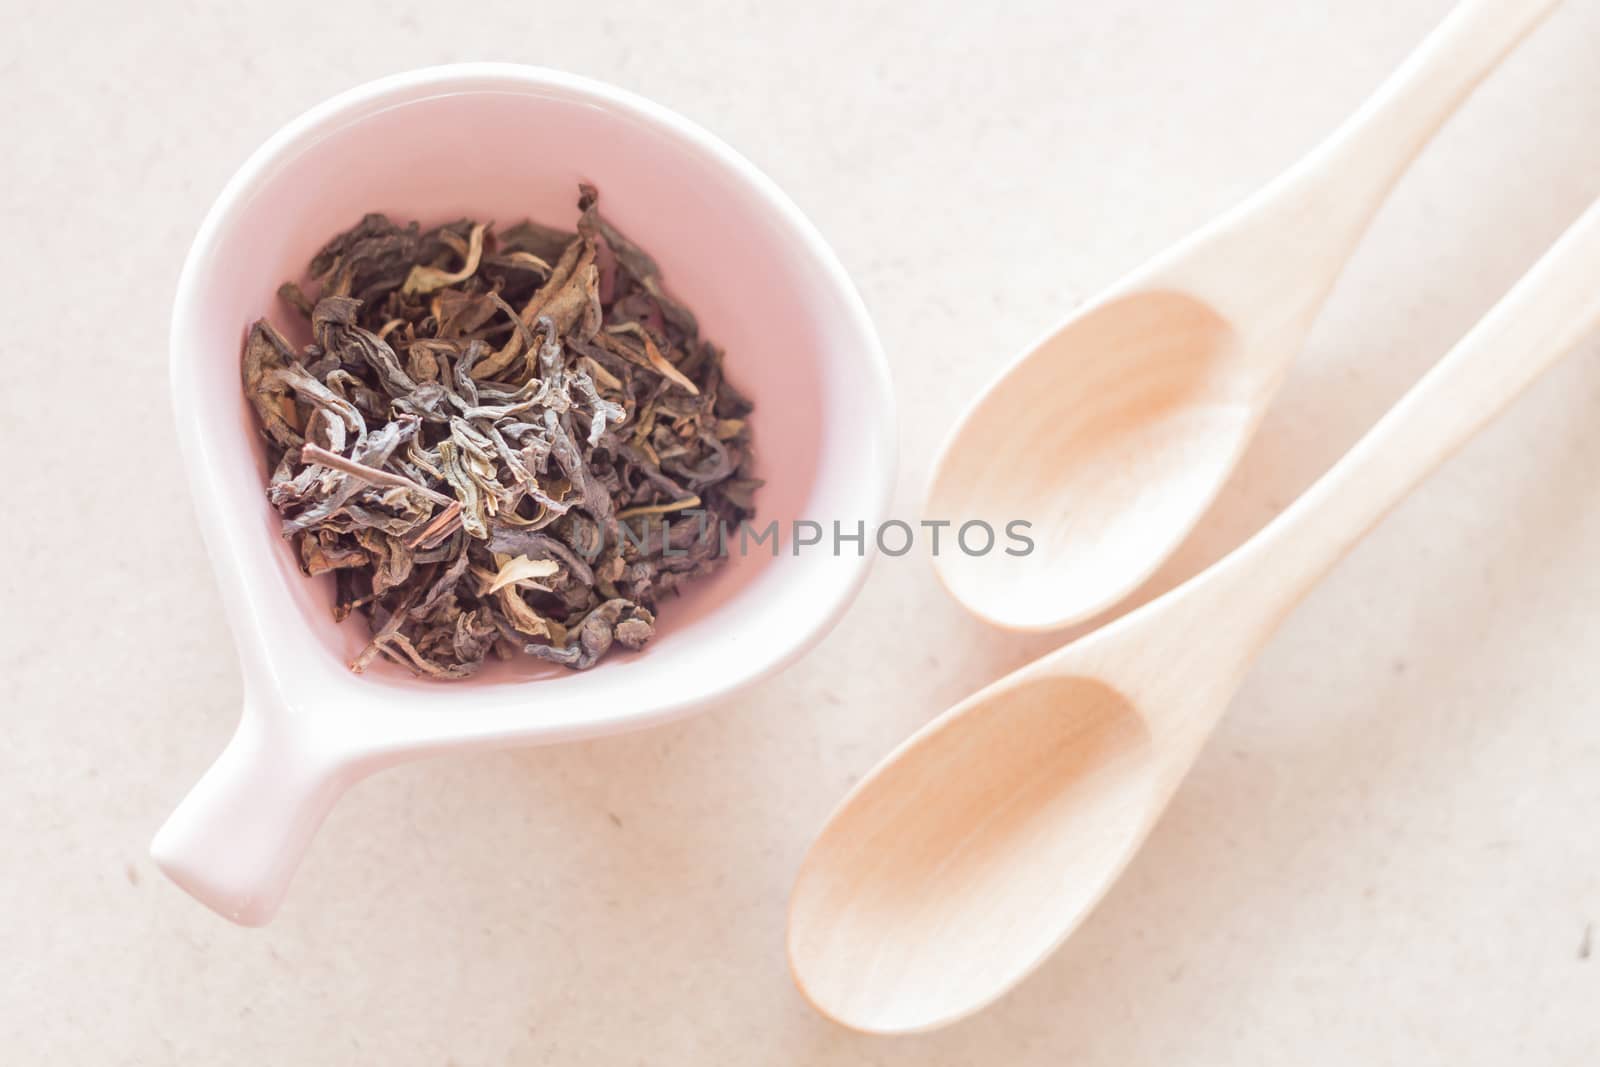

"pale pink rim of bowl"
[155,63,896,925]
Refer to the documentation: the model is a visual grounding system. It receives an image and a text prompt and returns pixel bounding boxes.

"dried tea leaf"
[242,320,304,448]
[602,322,699,395]
[402,221,487,296]
[242,186,758,680]
[616,495,700,520]
[497,586,558,640]
[486,554,560,594]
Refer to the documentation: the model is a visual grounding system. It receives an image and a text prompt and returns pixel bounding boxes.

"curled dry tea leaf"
[241,186,757,679]
[402,222,487,296]
[603,322,700,396]
[615,495,701,520]
[486,554,561,594]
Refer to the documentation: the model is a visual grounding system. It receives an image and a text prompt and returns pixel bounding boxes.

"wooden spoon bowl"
[789,674,1155,1032]
[929,292,1250,629]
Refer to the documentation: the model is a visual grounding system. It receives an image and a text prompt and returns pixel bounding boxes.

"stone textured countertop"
[4,0,1598,1062]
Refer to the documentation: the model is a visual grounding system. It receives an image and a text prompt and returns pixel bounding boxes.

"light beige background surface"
[4,0,1599,1063]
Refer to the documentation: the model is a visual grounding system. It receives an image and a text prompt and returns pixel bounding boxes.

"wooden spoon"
[927,0,1560,631]
[790,197,1600,1034]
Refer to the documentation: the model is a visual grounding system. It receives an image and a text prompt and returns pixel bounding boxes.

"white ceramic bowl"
[153,64,894,925]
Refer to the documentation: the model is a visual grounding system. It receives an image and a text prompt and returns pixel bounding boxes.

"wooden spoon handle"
[1216,196,1600,626]
[1178,0,1560,328]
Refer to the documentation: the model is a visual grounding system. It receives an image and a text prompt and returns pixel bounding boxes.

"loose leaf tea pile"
[243,186,758,678]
